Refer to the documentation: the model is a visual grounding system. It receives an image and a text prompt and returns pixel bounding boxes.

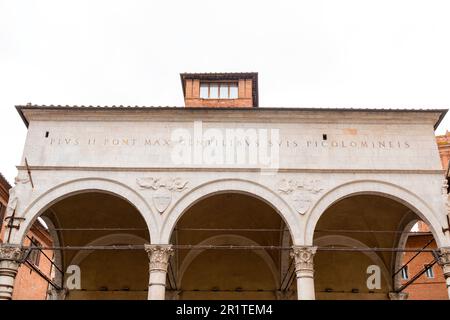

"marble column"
[0,245,24,300]
[437,247,450,299]
[145,244,174,300]
[388,292,408,300]
[290,246,317,300]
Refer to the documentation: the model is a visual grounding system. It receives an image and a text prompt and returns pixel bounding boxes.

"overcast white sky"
[1,0,450,183]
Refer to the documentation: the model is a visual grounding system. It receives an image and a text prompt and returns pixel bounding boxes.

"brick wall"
[0,173,54,300]
[436,131,450,171]
[0,174,11,244]
[12,226,54,300]
[401,233,448,300]
[184,78,253,108]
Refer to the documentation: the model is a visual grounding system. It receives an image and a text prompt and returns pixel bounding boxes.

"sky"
[1,0,450,183]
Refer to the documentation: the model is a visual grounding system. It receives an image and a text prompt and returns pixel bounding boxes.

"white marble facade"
[1,106,450,299]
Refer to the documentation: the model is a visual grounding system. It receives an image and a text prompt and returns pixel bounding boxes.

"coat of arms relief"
[136,177,189,214]
[277,178,324,215]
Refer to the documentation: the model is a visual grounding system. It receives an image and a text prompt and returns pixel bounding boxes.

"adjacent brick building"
[436,131,450,172]
[401,222,448,299]
[0,174,10,243]
[399,133,450,299]
[0,173,54,300]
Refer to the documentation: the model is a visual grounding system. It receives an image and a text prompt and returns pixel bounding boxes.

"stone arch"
[392,219,420,290]
[314,235,392,291]
[39,216,64,287]
[305,180,448,248]
[69,233,148,266]
[176,234,280,288]
[159,178,299,244]
[13,177,157,244]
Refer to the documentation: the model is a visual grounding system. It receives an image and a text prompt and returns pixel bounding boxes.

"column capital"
[388,292,409,300]
[437,247,450,277]
[145,244,174,271]
[290,246,317,272]
[0,245,24,262]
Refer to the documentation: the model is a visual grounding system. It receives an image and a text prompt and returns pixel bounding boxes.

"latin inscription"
[49,137,411,150]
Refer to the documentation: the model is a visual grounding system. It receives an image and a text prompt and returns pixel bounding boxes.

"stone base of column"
[437,247,450,300]
[388,292,408,300]
[165,290,181,300]
[0,260,20,300]
[443,264,450,299]
[275,290,296,300]
[47,288,68,300]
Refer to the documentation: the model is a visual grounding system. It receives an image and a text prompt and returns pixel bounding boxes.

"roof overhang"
[15,104,448,130]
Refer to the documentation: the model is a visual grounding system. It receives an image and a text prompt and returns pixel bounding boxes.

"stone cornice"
[18,106,445,129]
[15,165,445,175]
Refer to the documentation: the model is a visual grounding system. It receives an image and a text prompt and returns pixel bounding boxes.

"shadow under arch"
[176,234,280,289]
[305,179,447,248]
[69,233,149,266]
[13,177,157,245]
[314,235,393,291]
[159,178,300,244]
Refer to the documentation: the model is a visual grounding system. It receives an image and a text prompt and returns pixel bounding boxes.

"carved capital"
[145,244,174,272]
[290,246,317,273]
[437,247,450,277]
[0,245,24,262]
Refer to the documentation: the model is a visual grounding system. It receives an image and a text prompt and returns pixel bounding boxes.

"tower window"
[200,82,238,99]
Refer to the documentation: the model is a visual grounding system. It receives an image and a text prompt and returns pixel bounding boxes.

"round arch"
[392,219,420,290]
[176,234,280,288]
[159,178,300,244]
[69,233,149,266]
[13,177,157,244]
[314,235,393,291]
[305,180,448,248]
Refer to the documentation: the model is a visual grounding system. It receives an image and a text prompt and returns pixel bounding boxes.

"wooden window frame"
[200,81,238,99]
[424,264,434,278]
[27,237,42,267]
[401,266,409,280]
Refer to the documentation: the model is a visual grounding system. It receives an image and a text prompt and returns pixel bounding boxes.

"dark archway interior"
[312,194,437,300]
[170,192,294,300]
[40,192,150,299]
